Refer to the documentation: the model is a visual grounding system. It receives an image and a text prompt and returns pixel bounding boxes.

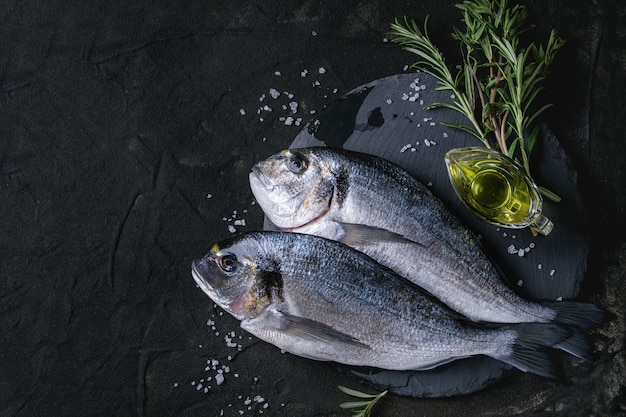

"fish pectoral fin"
[247,309,369,349]
[337,222,423,247]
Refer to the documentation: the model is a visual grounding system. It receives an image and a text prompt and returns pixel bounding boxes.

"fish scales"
[249,147,606,329]
[192,232,575,376]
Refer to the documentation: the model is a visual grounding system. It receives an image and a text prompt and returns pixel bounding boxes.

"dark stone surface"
[1,1,625,416]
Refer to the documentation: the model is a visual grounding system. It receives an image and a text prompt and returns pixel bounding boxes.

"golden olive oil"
[445,147,553,235]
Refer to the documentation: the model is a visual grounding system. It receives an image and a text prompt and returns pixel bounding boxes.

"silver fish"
[249,147,605,328]
[191,231,583,377]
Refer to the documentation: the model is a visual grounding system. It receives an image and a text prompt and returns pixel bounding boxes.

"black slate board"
[263,73,588,397]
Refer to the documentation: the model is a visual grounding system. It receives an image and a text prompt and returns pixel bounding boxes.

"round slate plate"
[264,73,587,397]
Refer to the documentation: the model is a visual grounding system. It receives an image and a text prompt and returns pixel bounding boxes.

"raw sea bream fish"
[249,147,606,328]
[191,232,589,378]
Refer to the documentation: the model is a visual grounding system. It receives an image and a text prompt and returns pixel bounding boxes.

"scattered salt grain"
[289,101,298,113]
[300,69,308,77]
[239,108,246,115]
[318,67,326,74]
[517,280,523,287]
[215,373,225,385]
[507,244,517,255]
[386,98,393,104]
[207,193,212,199]
[556,296,563,301]
[274,71,281,76]
[269,88,280,99]
[550,269,556,276]
[284,116,294,126]
[443,132,448,138]
[228,225,236,233]
[312,30,317,36]
[517,249,525,257]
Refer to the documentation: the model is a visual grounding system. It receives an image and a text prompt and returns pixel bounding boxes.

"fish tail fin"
[498,323,573,379]
[552,328,593,361]
[503,344,560,379]
[549,301,609,330]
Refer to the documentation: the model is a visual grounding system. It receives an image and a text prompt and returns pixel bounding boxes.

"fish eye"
[287,154,308,173]
[218,254,237,272]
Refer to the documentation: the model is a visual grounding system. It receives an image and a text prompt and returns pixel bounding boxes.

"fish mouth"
[249,165,275,191]
[192,258,217,294]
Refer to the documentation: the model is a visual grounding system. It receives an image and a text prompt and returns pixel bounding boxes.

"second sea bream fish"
[191,232,587,377]
[249,147,606,328]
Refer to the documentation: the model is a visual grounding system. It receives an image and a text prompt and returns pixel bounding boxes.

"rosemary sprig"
[338,385,388,417]
[390,0,565,202]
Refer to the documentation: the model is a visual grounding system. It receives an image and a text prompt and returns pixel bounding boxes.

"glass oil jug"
[444,147,553,235]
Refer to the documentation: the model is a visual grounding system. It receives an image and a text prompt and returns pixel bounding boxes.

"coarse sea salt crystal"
[215,373,225,385]
[301,69,308,77]
[289,101,298,113]
[318,67,326,74]
[228,225,236,233]
[269,88,280,99]
[517,249,525,257]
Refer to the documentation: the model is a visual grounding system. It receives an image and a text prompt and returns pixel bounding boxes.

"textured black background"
[1,1,625,416]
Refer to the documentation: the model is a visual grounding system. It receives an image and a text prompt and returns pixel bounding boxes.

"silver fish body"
[192,231,576,376]
[249,147,605,328]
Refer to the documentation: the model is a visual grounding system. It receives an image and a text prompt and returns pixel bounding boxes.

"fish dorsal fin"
[243,309,369,349]
[337,222,423,247]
